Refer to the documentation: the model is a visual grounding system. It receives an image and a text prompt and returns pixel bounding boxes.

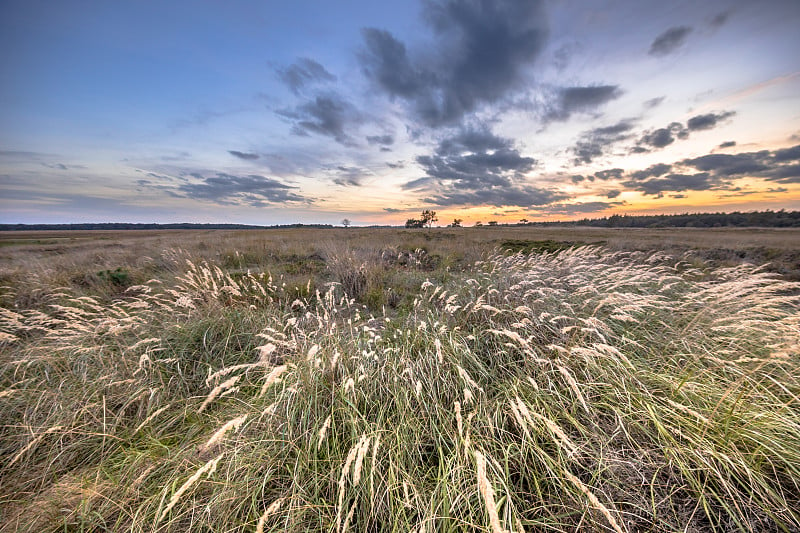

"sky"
[1,0,800,226]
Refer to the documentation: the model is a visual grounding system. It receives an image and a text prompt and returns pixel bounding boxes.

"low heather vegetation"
[1,232,799,531]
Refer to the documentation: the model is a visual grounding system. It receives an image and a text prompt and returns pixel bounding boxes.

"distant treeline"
[528,210,800,228]
[0,222,335,231]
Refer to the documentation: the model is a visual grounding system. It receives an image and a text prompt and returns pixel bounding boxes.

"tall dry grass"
[1,241,798,531]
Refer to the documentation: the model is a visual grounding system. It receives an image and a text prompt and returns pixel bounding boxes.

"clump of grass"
[1,244,799,532]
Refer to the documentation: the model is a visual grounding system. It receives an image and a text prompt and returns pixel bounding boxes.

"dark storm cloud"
[545,85,623,123]
[276,58,337,95]
[228,150,259,160]
[687,111,736,131]
[412,125,565,207]
[366,134,394,146]
[166,173,307,206]
[360,0,548,127]
[648,26,692,56]
[572,119,636,164]
[606,190,621,199]
[277,94,360,145]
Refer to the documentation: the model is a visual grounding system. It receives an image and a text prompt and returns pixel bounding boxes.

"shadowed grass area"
[1,240,799,532]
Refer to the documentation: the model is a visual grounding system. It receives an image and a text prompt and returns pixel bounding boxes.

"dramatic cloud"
[145,173,309,206]
[411,126,565,207]
[276,58,336,94]
[278,94,360,145]
[572,119,636,164]
[228,150,259,160]
[624,172,720,196]
[545,85,622,123]
[635,111,733,151]
[718,141,736,149]
[594,168,624,181]
[637,122,688,149]
[682,146,800,183]
[649,26,692,56]
[620,144,800,195]
[630,163,672,180]
[683,153,769,176]
[360,0,548,127]
[687,111,736,131]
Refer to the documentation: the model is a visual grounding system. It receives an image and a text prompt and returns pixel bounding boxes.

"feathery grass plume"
[256,497,286,533]
[343,377,355,395]
[206,362,268,386]
[259,365,289,397]
[474,450,504,533]
[454,400,464,442]
[317,414,332,450]
[198,414,247,455]
[456,365,482,393]
[514,396,578,456]
[157,453,223,524]
[198,374,241,413]
[337,435,368,533]
[352,435,372,486]
[8,425,64,468]
[563,469,625,533]
[556,365,590,414]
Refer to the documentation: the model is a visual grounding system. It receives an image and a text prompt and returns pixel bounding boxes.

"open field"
[1,227,800,531]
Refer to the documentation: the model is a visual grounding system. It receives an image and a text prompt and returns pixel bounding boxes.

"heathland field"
[1,227,799,532]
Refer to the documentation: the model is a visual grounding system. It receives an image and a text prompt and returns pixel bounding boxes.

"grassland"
[1,227,799,532]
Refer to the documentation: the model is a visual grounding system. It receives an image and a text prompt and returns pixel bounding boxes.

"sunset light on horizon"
[2,0,799,226]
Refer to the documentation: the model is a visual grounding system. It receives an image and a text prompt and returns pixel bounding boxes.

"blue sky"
[2,0,799,225]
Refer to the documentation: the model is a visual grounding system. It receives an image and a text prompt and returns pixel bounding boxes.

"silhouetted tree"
[451,218,462,227]
[341,218,351,228]
[421,210,438,228]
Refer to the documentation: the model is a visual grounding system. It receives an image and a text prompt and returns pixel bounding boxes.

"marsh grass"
[1,235,799,532]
